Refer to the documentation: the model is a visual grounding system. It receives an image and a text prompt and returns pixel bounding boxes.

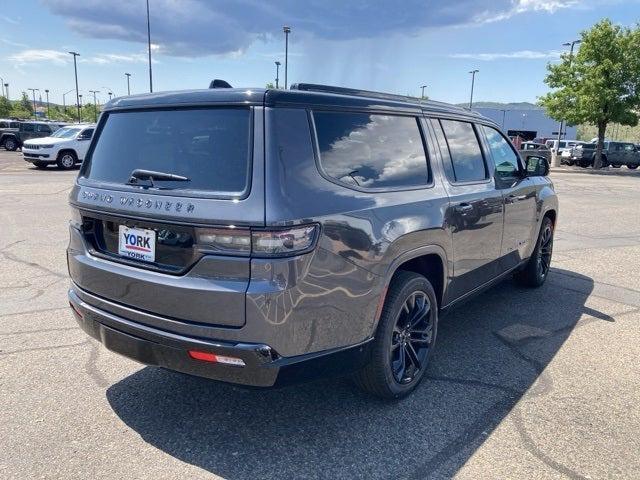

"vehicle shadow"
[106,267,604,479]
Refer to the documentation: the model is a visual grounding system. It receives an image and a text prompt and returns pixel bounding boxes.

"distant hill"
[457,101,542,110]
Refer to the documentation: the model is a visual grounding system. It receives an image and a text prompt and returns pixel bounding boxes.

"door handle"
[454,203,473,214]
[507,194,527,203]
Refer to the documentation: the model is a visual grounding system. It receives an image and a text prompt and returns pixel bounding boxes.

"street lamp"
[146,0,153,92]
[89,90,100,122]
[125,73,132,95]
[69,51,81,123]
[101,86,114,101]
[0,77,4,98]
[27,88,39,119]
[283,25,291,89]
[275,61,281,89]
[552,39,582,167]
[468,69,479,109]
[3,83,8,101]
[78,94,83,120]
[62,88,75,115]
[44,89,50,119]
[420,85,427,99]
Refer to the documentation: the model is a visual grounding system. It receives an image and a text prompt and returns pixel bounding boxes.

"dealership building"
[474,107,577,141]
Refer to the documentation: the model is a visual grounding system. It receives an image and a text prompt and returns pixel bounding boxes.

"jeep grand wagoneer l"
[67,84,557,399]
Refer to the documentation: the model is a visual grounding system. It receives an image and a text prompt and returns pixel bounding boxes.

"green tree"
[539,19,640,168]
[0,96,11,117]
[265,82,275,89]
[19,91,33,115]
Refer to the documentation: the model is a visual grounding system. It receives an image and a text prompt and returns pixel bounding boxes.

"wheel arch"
[57,148,78,159]
[374,245,448,332]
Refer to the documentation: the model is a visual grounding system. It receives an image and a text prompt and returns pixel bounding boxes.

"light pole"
[0,77,4,98]
[552,39,582,167]
[500,109,507,129]
[420,85,427,99]
[275,61,281,89]
[468,69,479,109]
[89,90,100,122]
[125,73,131,95]
[3,83,8,101]
[101,86,114,101]
[28,88,39,119]
[78,94,83,121]
[44,89,50,119]
[62,88,75,115]
[146,0,153,92]
[69,51,81,123]
[283,25,291,89]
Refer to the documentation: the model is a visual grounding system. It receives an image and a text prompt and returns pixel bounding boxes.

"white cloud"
[8,49,69,65]
[81,53,153,64]
[1,38,28,48]
[449,50,562,61]
[477,0,579,23]
[0,15,19,25]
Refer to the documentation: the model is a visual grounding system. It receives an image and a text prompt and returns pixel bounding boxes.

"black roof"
[102,84,490,123]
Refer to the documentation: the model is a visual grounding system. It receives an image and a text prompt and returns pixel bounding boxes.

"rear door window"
[82,108,252,196]
[313,111,429,190]
[22,123,35,132]
[439,119,488,183]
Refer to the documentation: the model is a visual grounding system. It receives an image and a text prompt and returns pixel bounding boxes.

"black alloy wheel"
[537,222,553,280]
[390,291,434,384]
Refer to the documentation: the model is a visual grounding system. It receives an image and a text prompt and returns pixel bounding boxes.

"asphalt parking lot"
[1,149,639,479]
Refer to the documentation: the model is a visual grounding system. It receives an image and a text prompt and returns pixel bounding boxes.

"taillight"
[196,224,318,258]
[69,206,83,230]
[252,225,317,256]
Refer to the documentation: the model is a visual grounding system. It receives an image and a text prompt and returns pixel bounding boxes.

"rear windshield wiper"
[127,169,190,188]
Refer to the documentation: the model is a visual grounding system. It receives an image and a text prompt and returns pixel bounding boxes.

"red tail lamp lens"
[188,350,245,366]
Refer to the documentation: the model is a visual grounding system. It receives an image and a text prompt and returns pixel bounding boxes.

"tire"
[3,137,18,151]
[354,271,438,399]
[514,216,554,288]
[33,161,48,169]
[628,165,638,170]
[56,151,77,170]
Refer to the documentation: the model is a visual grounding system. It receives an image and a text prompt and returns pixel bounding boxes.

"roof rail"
[290,83,423,104]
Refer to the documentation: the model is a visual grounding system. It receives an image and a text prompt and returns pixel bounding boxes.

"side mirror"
[525,155,549,177]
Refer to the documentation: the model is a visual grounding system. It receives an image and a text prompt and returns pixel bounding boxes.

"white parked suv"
[22,124,95,170]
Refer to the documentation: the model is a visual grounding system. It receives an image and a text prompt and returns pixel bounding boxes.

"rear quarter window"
[81,108,252,196]
[313,111,430,190]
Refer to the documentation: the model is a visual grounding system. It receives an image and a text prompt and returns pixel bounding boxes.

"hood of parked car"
[24,137,73,146]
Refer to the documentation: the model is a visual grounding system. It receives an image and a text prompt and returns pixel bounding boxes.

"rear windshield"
[82,108,252,195]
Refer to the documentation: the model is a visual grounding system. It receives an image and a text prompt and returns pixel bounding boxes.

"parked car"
[22,124,95,169]
[568,141,640,169]
[67,83,557,399]
[0,118,20,149]
[545,139,582,157]
[519,142,551,162]
[1,121,62,151]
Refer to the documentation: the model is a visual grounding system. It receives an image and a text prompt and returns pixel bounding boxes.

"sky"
[0,0,639,106]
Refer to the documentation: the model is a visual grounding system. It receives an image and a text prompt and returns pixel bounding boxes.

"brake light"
[196,224,318,257]
[252,225,317,256]
[188,350,246,366]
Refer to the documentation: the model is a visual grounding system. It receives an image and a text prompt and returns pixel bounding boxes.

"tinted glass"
[430,118,456,181]
[0,121,6,128]
[440,120,487,182]
[52,127,81,138]
[483,126,520,182]
[314,111,429,189]
[37,124,51,133]
[22,123,34,132]
[83,108,251,194]
[79,128,93,139]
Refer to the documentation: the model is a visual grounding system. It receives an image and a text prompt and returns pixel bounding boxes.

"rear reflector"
[69,302,83,319]
[188,350,246,367]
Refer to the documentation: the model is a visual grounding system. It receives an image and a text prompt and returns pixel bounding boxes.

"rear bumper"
[69,287,371,387]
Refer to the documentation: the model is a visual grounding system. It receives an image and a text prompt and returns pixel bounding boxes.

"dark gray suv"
[67,84,558,399]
